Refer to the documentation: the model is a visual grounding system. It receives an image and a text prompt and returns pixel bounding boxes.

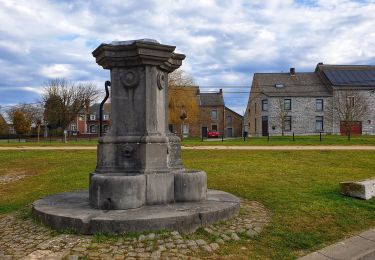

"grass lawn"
[182,135,375,146]
[0,150,375,259]
[1,134,375,146]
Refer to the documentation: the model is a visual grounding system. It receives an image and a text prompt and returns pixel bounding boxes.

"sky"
[1,0,375,115]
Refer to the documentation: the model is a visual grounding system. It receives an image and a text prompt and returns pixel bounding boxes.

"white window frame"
[315,116,324,132]
[71,123,77,131]
[90,114,96,121]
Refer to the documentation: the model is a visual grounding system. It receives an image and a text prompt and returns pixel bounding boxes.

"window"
[71,123,77,131]
[284,99,291,110]
[182,124,189,134]
[283,116,292,131]
[103,125,109,133]
[79,115,85,121]
[226,115,232,125]
[211,110,217,120]
[103,114,109,120]
[275,83,285,88]
[90,114,96,120]
[168,124,174,133]
[315,116,323,131]
[212,124,218,131]
[348,96,355,107]
[90,125,97,133]
[316,99,323,111]
[262,99,268,111]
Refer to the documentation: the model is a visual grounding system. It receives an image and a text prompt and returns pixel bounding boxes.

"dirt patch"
[0,174,26,185]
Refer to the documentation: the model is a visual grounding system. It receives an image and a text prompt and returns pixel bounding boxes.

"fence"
[0,133,99,143]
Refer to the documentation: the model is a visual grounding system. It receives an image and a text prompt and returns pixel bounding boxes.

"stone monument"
[32,39,240,234]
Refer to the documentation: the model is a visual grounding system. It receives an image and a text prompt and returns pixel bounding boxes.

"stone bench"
[340,179,375,200]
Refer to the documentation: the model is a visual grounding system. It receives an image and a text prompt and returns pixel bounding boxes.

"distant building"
[169,88,243,138]
[66,89,243,138]
[245,63,375,136]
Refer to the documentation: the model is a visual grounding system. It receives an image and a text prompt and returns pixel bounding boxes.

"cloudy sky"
[1,0,375,114]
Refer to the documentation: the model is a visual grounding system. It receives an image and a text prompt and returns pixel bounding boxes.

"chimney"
[290,67,295,76]
[318,62,323,65]
[219,88,223,95]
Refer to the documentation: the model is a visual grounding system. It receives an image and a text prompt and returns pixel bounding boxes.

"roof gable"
[199,92,224,106]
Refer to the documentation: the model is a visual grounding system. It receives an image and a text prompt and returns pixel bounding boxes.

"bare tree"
[273,97,290,136]
[0,109,8,135]
[42,78,100,141]
[326,90,369,139]
[168,69,195,87]
[7,103,44,127]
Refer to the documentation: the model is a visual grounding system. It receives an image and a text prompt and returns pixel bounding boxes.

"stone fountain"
[32,39,240,234]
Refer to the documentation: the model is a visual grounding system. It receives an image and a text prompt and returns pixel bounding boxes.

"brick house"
[199,90,225,137]
[224,106,244,137]
[245,64,375,136]
[67,103,111,135]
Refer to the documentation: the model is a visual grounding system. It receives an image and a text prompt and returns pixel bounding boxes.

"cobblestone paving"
[0,200,270,259]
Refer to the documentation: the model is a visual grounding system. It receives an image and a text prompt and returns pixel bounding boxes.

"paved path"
[299,228,375,260]
[1,145,375,150]
[0,199,270,259]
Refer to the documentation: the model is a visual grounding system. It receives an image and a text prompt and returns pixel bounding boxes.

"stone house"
[169,88,244,138]
[315,64,375,135]
[245,64,375,136]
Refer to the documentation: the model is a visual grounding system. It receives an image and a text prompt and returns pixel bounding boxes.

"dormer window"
[275,84,285,88]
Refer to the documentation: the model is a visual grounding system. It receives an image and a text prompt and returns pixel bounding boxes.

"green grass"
[0,150,375,259]
[2,134,375,146]
[182,134,375,146]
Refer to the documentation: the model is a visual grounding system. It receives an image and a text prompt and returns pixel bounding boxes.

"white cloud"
[0,0,375,114]
[40,64,73,78]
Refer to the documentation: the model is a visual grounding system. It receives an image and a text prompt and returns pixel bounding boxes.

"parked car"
[207,130,219,138]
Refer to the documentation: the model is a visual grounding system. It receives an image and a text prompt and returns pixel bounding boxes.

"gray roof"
[199,92,224,106]
[316,64,375,87]
[252,72,332,97]
[89,103,111,114]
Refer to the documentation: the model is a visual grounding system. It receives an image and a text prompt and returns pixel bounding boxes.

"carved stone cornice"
[92,39,185,72]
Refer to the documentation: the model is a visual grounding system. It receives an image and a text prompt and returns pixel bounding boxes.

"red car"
[207,130,219,138]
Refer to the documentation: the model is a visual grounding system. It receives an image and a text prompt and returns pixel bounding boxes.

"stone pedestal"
[90,39,206,209]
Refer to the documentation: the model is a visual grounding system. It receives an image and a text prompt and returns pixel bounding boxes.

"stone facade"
[249,96,332,136]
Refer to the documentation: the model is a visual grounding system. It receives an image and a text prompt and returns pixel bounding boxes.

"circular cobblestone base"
[0,199,270,259]
[32,189,240,234]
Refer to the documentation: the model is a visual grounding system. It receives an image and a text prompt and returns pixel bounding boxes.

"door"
[340,121,362,135]
[202,127,208,137]
[262,116,268,136]
[227,128,233,137]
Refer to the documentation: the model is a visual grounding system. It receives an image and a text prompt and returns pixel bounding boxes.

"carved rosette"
[157,72,166,90]
[121,144,134,158]
[120,69,139,89]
